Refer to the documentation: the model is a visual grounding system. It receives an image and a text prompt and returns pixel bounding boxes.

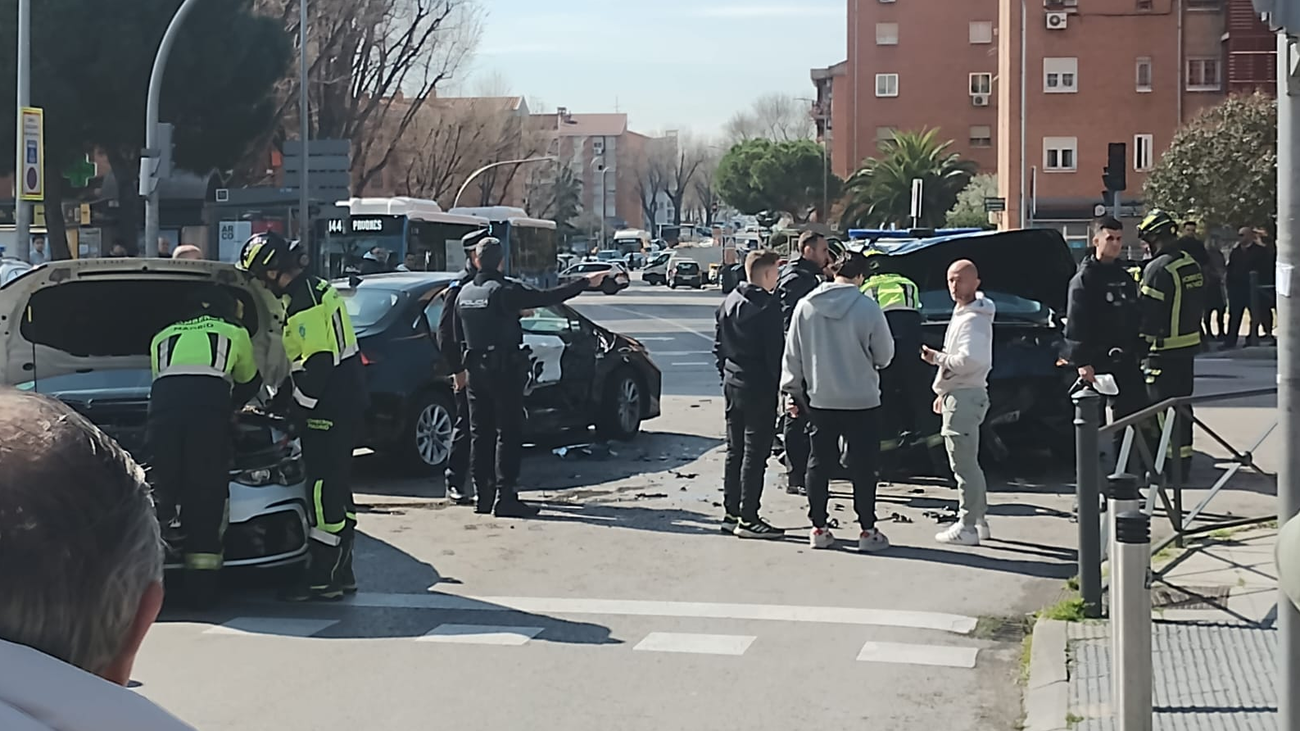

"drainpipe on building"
[1019,0,1027,229]
[1176,0,1184,125]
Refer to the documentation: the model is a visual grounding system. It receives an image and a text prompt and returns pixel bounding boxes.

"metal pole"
[822,141,829,222]
[299,0,311,267]
[142,0,203,257]
[1112,510,1152,731]
[1073,387,1104,618]
[452,156,557,209]
[13,0,31,263]
[600,166,610,249]
[1018,0,1027,229]
[1276,30,1300,731]
[1113,190,1121,223]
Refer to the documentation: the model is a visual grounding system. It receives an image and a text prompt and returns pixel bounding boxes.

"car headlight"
[234,467,276,486]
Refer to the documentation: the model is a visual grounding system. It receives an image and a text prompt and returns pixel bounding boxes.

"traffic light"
[1103,142,1127,192]
[1254,0,1298,34]
[1101,190,1115,208]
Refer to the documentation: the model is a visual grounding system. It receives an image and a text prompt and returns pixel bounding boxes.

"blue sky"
[463,0,847,138]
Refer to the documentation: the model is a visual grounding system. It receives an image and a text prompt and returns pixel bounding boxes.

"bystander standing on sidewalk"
[713,250,785,539]
[781,251,894,552]
[1226,227,1269,347]
[924,260,995,547]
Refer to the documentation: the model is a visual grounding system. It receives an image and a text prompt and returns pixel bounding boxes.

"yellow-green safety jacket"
[283,275,360,410]
[1139,249,1205,355]
[861,272,921,312]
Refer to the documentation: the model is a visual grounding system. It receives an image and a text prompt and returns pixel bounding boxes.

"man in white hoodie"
[0,392,194,731]
[922,259,996,546]
[781,251,895,552]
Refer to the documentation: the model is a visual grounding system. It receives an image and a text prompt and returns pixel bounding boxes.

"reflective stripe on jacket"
[1139,249,1204,353]
[150,315,257,385]
[861,273,921,312]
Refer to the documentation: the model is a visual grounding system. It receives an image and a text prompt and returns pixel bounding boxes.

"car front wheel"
[597,370,643,441]
[401,390,455,475]
[602,279,620,295]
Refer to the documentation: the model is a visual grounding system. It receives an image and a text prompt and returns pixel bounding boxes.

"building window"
[969,72,993,95]
[969,21,994,44]
[876,73,899,97]
[1187,0,1220,9]
[1044,57,1078,93]
[1136,57,1153,92]
[876,127,897,149]
[970,125,993,148]
[1044,136,1078,171]
[1134,134,1154,171]
[1136,0,1153,9]
[876,23,899,45]
[1187,57,1221,91]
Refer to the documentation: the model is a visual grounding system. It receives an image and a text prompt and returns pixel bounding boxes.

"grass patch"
[1038,596,1088,622]
[1152,544,1180,567]
[1018,632,1034,686]
[1066,712,1085,727]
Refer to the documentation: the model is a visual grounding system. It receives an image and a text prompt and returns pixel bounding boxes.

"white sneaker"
[935,523,980,546]
[858,528,890,553]
[810,527,836,549]
[975,520,992,542]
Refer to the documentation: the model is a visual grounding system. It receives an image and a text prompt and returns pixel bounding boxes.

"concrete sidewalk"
[1026,527,1280,731]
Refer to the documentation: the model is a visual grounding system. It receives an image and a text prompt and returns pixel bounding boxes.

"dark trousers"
[300,403,361,589]
[723,383,777,520]
[1226,286,1252,346]
[1099,354,1149,472]
[1144,353,1195,487]
[807,406,880,531]
[1254,292,1275,339]
[466,358,526,506]
[146,400,230,569]
[783,410,810,488]
[446,388,473,494]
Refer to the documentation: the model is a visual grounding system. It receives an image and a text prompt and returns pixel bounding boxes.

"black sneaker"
[734,517,785,539]
[493,499,541,519]
[721,514,739,534]
[786,483,803,495]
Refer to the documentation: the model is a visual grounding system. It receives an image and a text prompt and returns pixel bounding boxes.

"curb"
[1023,618,1071,731]
[1199,345,1277,361]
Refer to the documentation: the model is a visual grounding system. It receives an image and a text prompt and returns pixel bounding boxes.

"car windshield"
[567,263,611,274]
[918,290,1049,323]
[595,251,621,261]
[339,287,404,328]
[673,261,699,271]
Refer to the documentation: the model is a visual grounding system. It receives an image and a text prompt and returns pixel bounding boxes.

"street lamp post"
[796,96,829,223]
[592,157,610,249]
[452,156,558,209]
[298,0,310,265]
[142,0,204,257]
[13,0,31,263]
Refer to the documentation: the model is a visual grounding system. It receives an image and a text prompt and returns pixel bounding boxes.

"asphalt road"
[131,278,1278,731]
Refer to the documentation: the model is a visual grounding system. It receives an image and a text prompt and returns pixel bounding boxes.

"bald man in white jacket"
[922,260,995,547]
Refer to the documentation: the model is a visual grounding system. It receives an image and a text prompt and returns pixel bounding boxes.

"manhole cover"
[1151,584,1232,610]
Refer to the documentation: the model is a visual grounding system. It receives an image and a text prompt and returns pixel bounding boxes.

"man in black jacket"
[436,230,490,504]
[775,231,830,495]
[456,239,608,517]
[714,250,785,539]
[1064,216,1146,465]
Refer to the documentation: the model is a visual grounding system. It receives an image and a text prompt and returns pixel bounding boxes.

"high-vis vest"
[861,273,921,312]
[150,315,258,385]
[1140,250,1204,353]
[283,277,360,409]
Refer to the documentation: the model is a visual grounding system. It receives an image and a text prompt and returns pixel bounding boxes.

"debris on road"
[888,512,914,524]
[670,470,698,479]
[552,443,616,460]
[922,509,958,524]
[634,492,668,500]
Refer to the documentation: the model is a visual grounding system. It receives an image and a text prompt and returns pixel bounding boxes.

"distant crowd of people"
[1167,222,1277,347]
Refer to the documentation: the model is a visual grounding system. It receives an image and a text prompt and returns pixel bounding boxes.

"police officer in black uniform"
[1137,209,1205,486]
[775,231,831,495]
[456,238,609,517]
[1064,216,1147,465]
[436,229,490,505]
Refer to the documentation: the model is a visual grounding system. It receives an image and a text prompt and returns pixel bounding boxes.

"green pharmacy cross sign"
[63,155,97,189]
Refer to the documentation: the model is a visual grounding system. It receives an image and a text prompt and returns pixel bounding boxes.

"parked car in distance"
[593,250,624,263]
[557,252,580,272]
[642,251,673,285]
[560,261,630,295]
[668,258,704,289]
[336,271,662,475]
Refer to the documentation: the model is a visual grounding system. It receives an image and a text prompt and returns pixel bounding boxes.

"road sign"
[19,107,44,201]
[910,179,924,220]
[983,197,1006,213]
[218,221,252,263]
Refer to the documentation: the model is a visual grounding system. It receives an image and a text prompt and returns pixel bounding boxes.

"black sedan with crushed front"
[336,272,662,475]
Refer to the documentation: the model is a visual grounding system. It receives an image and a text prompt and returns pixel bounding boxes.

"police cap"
[461,228,491,251]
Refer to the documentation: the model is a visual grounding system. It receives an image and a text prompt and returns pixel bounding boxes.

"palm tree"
[841,129,978,229]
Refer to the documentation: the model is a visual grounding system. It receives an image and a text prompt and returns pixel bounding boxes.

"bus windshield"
[510,223,558,288]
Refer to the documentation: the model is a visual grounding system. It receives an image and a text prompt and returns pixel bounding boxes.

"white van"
[612,229,652,253]
[641,251,674,285]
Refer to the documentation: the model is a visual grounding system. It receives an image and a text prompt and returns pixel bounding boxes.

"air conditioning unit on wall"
[1046,11,1068,30]
[972,94,990,107]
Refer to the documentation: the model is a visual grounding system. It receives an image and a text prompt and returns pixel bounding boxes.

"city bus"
[450,206,559,288]
[320,197,490,279]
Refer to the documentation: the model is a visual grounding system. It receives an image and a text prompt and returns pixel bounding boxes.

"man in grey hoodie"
[781,251,895,552]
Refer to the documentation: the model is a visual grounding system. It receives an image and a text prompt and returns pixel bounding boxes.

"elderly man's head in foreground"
[0,390,164,686]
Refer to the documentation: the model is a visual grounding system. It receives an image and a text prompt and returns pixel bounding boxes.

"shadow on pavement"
[157,532,621,646]
[528,501,721,537]
[877,544,1076,580]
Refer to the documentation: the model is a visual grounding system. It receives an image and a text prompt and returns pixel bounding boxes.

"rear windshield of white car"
[673,261,700,271]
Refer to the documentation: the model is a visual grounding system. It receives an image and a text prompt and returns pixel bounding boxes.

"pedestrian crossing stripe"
[418,624,544,645]
[203,617,340,638]
[633,632,755,656]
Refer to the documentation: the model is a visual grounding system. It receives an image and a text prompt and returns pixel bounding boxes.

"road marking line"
[650,350,712,357]
[418,624,543,646]
[204,617,339,638]
[634,632,755,656]
[671,361,712,367]
[594,304,714,343]
[855,641,979,668]
[345,593,979,634]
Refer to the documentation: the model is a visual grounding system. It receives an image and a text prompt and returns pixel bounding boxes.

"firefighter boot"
[337,519,357,595]
[280,540,345,602]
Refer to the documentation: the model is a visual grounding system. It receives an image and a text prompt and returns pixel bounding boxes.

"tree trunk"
[106,149,141,254]
[41,154,71,260]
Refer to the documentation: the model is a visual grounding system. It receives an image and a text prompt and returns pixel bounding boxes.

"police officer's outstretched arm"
[501,274,598,311]
[230,326,263,407]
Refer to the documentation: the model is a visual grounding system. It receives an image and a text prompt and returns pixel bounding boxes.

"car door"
[519,304,598,425]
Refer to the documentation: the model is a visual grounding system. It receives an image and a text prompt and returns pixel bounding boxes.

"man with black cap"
[437,229,489,504]
[456,237,608,517]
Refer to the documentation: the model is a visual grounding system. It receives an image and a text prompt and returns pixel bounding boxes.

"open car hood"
[872,229,1076,314]
[0,259,288,388]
